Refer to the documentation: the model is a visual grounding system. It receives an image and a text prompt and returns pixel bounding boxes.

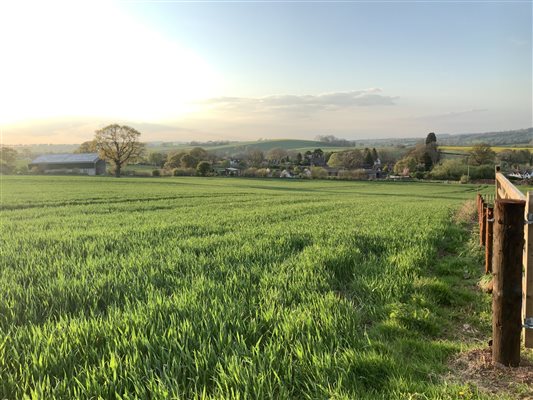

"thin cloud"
[203,89,398,114]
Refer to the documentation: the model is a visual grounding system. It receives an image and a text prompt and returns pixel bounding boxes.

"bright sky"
[0,1,531,144]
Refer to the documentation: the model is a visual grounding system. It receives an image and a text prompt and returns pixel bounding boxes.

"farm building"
[214,167,241,176]
[29,153,106,175]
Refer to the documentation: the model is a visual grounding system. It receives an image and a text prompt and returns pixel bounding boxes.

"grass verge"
[442,200,533,399]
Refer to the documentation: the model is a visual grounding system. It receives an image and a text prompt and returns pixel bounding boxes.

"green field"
[146,139,352,154]
[440,145,533,154]
[0,176,500,399]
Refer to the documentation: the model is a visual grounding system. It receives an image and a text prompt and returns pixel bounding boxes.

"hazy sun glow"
[0,1,222,125]
[0,1,530,144]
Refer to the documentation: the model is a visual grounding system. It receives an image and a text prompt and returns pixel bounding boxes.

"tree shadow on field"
[324,234,388,287]
[320,219,489,397]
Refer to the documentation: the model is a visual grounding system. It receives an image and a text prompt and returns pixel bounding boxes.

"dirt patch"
[448,348,533,398]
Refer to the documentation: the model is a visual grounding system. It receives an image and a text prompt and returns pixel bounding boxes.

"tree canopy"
[315,135,353,147]
[498,149,532,167]
[75,140,98,154]
[148,152,166,167]
[196,161,211,176]
[425,132,437,145]
[327,149,364,169]
[95,124,144,177]
[0,146,18,174]
[363,149,374,166]
[469,143,496,166]
[267,148,288,163]
[393,133,440,175]
[189,147,209,161]
[180,154,197,168]
[245,149,264,167]
[164,152,186,169]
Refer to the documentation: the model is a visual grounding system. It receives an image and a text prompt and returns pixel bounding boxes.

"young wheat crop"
[0,176,494,399]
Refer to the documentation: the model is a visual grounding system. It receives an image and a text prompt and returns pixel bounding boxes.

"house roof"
[31,153,101,164]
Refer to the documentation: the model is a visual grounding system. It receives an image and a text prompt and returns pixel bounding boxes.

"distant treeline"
[8,127,531,158]
[315,135,354,147]
[438,128,532,146]
[353,128,532,148]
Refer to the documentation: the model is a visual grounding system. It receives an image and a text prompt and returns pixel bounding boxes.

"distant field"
[12,139,531,159]
[146,141,532,156]
[147,139,353,154]
[290,146,360,153]
[123,164,156,172]
[1,177,498,398]
[147,139,411,157]
[440,145,533,154]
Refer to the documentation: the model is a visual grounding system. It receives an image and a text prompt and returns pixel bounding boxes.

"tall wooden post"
[492,199,526,366]
[477,194,483,239]
[480,201,487,247]
[485,206,494,274]
[495,166,500,201]
[524,192,533,347]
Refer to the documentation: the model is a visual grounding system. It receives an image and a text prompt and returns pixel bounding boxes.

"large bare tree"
[95,124,145,177]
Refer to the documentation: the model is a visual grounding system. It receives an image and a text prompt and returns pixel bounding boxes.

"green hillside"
[9,127,531,156]
[438,128,532,146]
[146,128,532,155]
[147,139,351,154]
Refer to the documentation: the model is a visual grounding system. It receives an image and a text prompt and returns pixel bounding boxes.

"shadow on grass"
[321,214,491,398]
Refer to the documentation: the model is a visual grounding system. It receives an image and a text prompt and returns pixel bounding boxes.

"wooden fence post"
[524,192,533,347]
[477,194,483,241]
[492,199,526,366]
[485,206,494,274]
[480,201,487,247]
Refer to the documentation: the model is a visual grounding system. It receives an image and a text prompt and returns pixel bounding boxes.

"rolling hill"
[146,139,352,155]
[10,128,531,156]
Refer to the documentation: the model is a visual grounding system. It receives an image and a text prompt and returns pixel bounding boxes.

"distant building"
[323,167,340,177]
[280,169,293,178]
[508,170,532,179]
[224,167,241,176]
[29,153,106,175]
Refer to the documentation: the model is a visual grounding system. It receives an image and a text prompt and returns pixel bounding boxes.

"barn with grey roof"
[29,153,106,175]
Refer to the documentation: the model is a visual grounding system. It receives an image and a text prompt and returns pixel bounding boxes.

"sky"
[0,0,531,144]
